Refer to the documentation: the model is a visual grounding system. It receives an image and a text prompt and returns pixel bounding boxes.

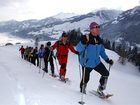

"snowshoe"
[89,90,113,99]
[49,74,59,78]
[59,76,70,83]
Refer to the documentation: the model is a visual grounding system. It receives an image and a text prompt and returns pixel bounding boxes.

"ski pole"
[30,62,32,67]
[79,63,82,80]
[54,57,59,75]
[79,67,86,105]
[108,64,111,72]
[78,55,82,80]
[79,46,88,105]
[104,64,112,90]
[42,64,46,78]
[39,58,42,73]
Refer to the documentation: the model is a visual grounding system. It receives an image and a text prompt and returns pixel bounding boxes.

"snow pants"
[57,55,68,78]
[80,62,109,91]
[44,58,54,75]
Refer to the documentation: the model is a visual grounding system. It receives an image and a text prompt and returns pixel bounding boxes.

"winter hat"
[47,41,51,46]
[89,22,99,30]
[41,44,44,47]
[62,32,68,37]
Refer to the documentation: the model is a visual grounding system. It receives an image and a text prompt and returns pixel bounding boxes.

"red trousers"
[57,55,68,77]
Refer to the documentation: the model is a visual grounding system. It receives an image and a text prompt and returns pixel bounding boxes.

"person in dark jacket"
[44,41,55,76]
[32,47,39,66]
[38,44,45,69]
[76,22,113,96]
[52,32,79,81]
[19,45,25,59]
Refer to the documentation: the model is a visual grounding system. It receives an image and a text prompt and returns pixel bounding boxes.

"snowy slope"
[0,42,140,105]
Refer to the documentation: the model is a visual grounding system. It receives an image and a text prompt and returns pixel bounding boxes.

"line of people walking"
[19,42,55,77]
[19,22,114,97]
[19,32,79,78]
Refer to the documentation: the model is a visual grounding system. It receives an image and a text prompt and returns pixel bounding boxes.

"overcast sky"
[0,0,140,21]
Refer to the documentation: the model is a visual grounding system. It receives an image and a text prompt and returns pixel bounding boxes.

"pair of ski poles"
[78,54,112,104]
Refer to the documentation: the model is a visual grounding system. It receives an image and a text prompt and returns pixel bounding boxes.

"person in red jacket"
[19,45,25,59]
[52,32,78,81]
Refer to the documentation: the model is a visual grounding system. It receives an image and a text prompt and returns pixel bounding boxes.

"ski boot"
[60,76,66,82]
[97,87,105,98]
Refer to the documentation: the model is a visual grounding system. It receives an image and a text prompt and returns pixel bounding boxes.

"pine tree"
[103,39,111,50]
[112,41,116,51]
[135,53,140,67]
[34,37,39,47]
[120,46,127,65]
[116,44,122,54]
[127,47,133,62]
[68,29,82,46]
[131,46,138,63]
[116,45,127,65]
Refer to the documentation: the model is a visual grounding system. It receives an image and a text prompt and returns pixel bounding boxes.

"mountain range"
[100,6,140,47]
[0,6,140,47]
[0,9,121,40]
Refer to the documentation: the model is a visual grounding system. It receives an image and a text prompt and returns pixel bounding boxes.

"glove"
[81,35,88,44]
[75,51,79,55]
[105,58,114,65]
[49,46,53,51]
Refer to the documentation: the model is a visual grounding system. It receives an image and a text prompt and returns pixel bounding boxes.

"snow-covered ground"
[0,42,140,105]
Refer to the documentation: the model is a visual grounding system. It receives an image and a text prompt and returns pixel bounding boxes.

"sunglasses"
[92,26,100,29]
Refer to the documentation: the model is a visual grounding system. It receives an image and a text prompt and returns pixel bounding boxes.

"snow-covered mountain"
[1,6,140,47]
[0,42,140,105]
[52,12,78,19]
[46,9,121,34]
[0,9,121,40]
[100,6,140,46]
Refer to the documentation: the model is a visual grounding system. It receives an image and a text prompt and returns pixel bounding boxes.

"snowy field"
[0,42,140,105]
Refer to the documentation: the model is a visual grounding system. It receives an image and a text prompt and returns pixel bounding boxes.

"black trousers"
[32,56,39,66]
[80,62,109,90]
[44,58,54,75]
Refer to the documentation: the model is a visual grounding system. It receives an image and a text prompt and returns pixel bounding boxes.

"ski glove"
[81,35,88,44]
[75,51,79,55]
[105,58,114,65]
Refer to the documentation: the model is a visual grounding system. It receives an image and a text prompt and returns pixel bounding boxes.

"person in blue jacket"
[38,44,45,69]
[76,22,113,96]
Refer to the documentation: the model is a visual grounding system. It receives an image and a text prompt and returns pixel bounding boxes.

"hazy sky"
[0,0,139,21]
